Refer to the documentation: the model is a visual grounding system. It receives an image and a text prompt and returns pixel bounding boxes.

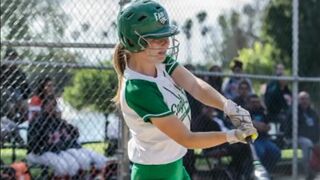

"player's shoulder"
[124,79,159,96]
[124,79,165,108]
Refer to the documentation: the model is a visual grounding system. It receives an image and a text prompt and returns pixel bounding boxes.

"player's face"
[145,37,170,62]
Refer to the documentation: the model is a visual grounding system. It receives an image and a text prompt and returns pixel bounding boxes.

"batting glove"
[223,99,258,140]
[226,128,257,144]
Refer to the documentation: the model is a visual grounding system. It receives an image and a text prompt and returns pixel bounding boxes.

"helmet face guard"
[136,31,180,60]
[117,0,180,58]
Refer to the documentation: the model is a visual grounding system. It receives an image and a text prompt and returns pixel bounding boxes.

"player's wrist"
[226,130,241,144]
[226,129,250,144]
[223,99,236,115]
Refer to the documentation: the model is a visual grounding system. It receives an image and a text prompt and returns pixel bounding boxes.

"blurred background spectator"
[222,59,253,100]
[28,77,58,122]
[248,94,281,173]
[264,63,292,135]
[191,105,253,179]
[1,48,31,123]
[286,91,320,179]
[232,80,251,109]
[27,96,108,179]
[206,65,223,93]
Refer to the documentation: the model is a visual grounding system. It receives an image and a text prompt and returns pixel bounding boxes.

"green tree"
[63,64,117,113]
[1,0,77,63]
[263,0,320,101]
[218,11,248,65]
[1,0,69,41]
[182,18,193,63]
[196,11,212,62]
[236,42,282,94]
[1,0,82,95]
[238,42,280,75]
[211,2,265,67]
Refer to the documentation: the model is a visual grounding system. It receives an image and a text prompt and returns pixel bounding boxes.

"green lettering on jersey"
[163,86,191,122]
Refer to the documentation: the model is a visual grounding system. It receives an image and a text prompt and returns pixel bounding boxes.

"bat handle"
[245,137,260,161]
[245,136,254,144]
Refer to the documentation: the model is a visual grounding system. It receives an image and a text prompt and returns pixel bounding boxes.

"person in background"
[233,80,251,109]
[207,65,223,93]
[259,63,286,103]
[288,91,319,180]
[203,65,225,120]
[1,48,30,123]
[27,96,109,179]
[112,1,257,179]
[275,63,285,76]
[28,77,57,122]
[193,105,253,179]
[248,94,281,172]
[222,59,253,100]
[264,63,291,125]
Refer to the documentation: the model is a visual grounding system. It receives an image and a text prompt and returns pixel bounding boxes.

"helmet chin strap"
[135,31,180,61]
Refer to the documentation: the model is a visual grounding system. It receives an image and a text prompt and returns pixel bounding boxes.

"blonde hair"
[112,43,130,104]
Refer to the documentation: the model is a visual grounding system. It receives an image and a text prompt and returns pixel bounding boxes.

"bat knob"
[246,133,258,143]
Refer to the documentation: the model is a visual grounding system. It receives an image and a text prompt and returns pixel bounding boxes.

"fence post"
[117,1,131,179]
[292,0,299,179]
[117,109,130,180]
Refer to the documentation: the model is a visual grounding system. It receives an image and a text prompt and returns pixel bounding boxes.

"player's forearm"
[190,78,227,111]
[179,131,227,149]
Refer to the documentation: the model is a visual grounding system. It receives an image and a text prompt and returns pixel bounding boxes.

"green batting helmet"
[117,0,179,52]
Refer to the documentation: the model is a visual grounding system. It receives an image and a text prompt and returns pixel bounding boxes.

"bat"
[247,138,271,180]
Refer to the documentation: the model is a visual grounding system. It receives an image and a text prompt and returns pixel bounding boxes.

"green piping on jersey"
[125,79,174,122]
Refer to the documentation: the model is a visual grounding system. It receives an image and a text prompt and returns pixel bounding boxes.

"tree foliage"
[237,42,281,75]
[263,0,320,77]
[0,0,79,62]
[235,42,282,94]
[210,2,265,67]
[1,0,69,41]
[63,65,117,113]
[218,11,248,65]
[263,0,320,100]
[182,18,193,63]
[1,0,81,94]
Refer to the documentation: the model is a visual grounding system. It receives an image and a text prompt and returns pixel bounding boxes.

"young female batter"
[113,1,257,179]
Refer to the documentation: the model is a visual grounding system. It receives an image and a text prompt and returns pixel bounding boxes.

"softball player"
[113,0,257,179]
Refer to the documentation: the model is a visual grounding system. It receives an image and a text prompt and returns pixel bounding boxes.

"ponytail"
[112,43,129,104]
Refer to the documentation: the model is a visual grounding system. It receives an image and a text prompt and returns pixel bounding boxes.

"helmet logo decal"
[154,11,167,24]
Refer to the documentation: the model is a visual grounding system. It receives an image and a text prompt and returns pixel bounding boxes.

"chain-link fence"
[1,0,320,180]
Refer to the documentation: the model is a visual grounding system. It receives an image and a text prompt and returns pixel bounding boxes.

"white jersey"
[120,56,191,165]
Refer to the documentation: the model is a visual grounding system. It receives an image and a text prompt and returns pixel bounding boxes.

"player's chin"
[154,54,167,63]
